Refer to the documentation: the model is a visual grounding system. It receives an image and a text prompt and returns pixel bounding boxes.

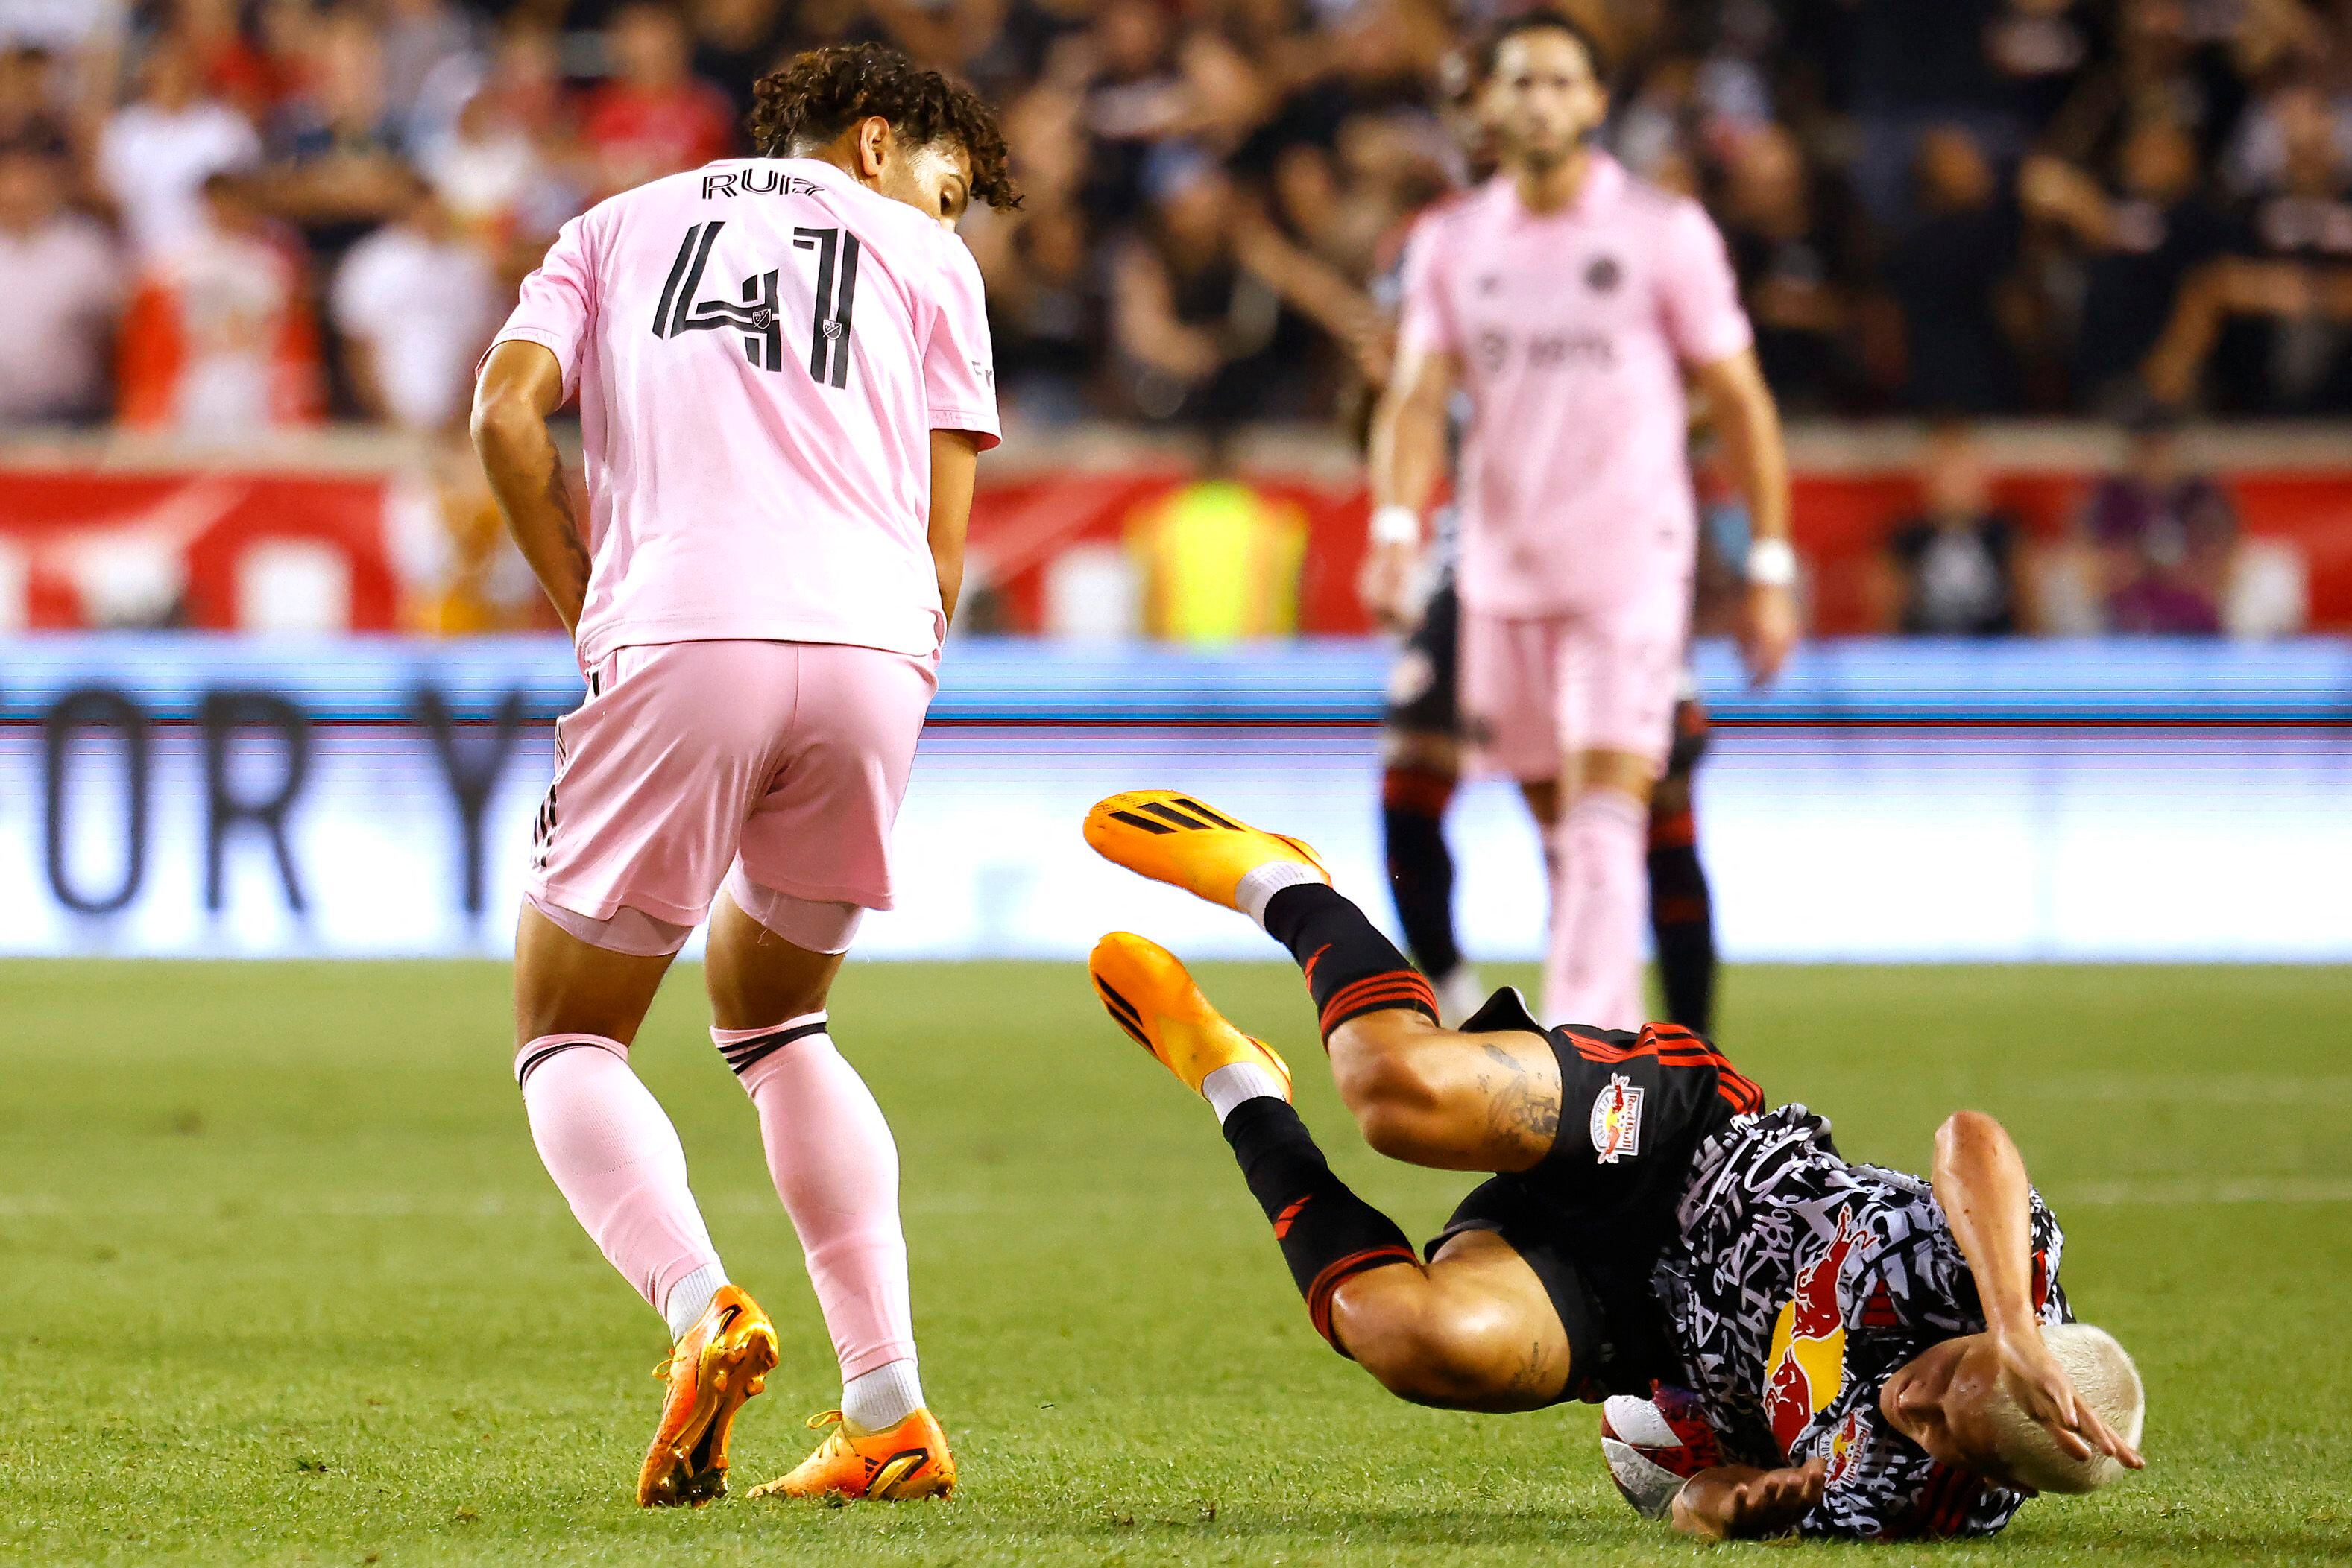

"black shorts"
[1382,575,1460,736]
[1424,986,1765,1404]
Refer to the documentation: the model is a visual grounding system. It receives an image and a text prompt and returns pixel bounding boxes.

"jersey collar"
[1490,149,1625,223]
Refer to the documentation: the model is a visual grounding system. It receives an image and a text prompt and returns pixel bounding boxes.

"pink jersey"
[1396,155,1750,617]
[490,157,1000,665]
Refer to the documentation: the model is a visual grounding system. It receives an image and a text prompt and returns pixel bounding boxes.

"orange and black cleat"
[1090,932,1292,1101]
[748,1408,957,1502]
[1082,790,1328,912]
[636,1285,780,1508]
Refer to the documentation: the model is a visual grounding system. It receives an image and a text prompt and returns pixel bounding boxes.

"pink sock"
[1542,791,1649,1031]
[515,1034,723,1324]
[713,1016,917,1381]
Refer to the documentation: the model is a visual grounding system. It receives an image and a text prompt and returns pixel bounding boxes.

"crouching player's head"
[750,42,1020,226]
[1883,1323,2147,1493]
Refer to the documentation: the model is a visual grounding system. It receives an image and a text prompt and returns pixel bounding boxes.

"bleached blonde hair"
[1986,1324,2146,1493]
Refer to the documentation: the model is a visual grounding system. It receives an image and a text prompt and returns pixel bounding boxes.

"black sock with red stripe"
[1261,883,1437,1040]
[1646,805,1716,1034]
[1220,1096,1418,1356]
[1381,767,1463,981]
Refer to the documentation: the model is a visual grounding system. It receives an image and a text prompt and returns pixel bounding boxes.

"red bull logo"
[1589,1072,1645,1164]
[1824,1409,1867,1486]
[1764,1209,1864,1452]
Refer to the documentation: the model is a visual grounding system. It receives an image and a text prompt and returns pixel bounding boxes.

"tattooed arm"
[472,341,590,634]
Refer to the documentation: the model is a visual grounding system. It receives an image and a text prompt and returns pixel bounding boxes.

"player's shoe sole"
[1091,931,1293,1098]
[1083,791,1328,912]
[637,1285,779,1508]
[748,1407,956,1502]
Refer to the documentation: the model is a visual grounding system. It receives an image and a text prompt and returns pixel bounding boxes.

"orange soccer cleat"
[1082,790,1328,913]
[636,1285,780,1508]
[1090,931,1292,1100]
[748,1407,957,1502]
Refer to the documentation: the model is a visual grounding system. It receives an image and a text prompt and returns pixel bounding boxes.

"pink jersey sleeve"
[1657,200,1752,367]
[922,239,1001,450]
[1393,211,1458,360]
[490,212,598,399]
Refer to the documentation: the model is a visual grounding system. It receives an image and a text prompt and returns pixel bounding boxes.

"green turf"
[4,960,2349,1566]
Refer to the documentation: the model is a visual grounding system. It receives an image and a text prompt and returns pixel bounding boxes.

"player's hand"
[1357,540,1423,633]
[1738,580,1798,687]
[1728,1458,1827,1535]
[1994,1327,2146,1472]
[1672,1459,1826,1541]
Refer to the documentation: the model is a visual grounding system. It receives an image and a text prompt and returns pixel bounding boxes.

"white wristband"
[1746,537,1797,587]
[1370,505,1421,546]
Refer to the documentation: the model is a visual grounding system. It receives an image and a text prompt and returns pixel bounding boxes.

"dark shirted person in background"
[2144,85,2352,412]
[2082,408,2234,634]
[1844,0,2015,224]
[1885,125,2022,414]
[1718,125,1870,414]
[1875,421,2025,636]
[2019,118,2229,411]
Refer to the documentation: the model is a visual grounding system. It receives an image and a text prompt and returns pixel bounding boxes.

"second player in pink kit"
[1367,12,1797,1030]
[469,45,1015,1508]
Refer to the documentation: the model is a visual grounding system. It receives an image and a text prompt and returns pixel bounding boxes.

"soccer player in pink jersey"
[1364,11,1798,1031]
[469,44,1012,1508]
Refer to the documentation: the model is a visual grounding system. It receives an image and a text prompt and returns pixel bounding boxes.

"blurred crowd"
[0,0,2335,637]
[1866,412,2305,638]
[11,0,2352,436]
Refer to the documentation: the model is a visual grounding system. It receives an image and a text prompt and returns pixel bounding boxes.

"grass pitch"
[3,959,2349,1566]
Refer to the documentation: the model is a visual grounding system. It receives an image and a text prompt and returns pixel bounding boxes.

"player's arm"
[1932,1111,2146,1471]
[1686,347,1796,686]
[1361,341,1458,629]
[471,339,590,634]
[1669,1458,1826,1541]
[928,429,982,627]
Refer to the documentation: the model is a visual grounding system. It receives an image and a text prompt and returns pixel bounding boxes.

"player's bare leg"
[511,902,779,1508]
[1540,747,1657,1030]
[1088,929,1574,1411]
[703,877,954,1502]
[1334,1230,1574,1410]
[1322,1005,1563,1173]
[1085,790,1569,1167]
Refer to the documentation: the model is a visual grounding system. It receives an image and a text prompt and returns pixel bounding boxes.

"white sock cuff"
[663,1262,730,1341]
[1203,1061,1290,1122]
[842,1357,924,1433]
[1237,861,1325,928]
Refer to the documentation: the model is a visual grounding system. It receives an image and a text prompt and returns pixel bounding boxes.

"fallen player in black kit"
[1080,789,2146,1541]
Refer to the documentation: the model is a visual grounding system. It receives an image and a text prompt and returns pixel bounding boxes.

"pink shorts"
[526,639,936,948]
[1458,595,1689,781]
